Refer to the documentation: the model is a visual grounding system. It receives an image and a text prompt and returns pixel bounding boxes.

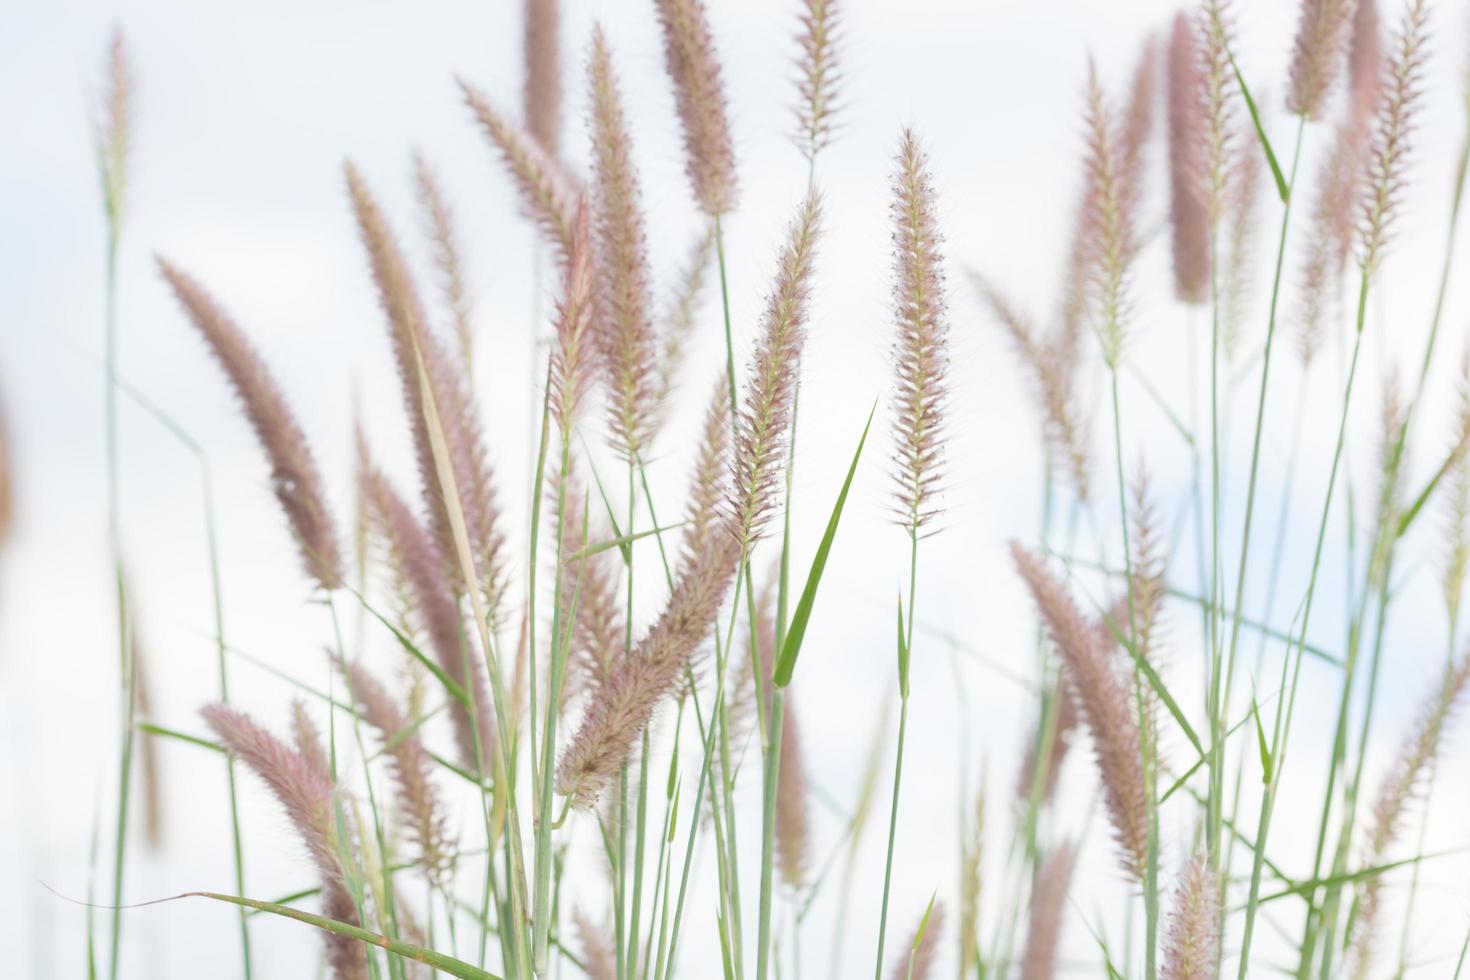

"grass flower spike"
[653,0,739,215]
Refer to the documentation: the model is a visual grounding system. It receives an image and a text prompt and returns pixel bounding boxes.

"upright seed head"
[890,129,949,534]
[654,223,718,433]
[729,191,822,551]
[523,0,562,158]
[684,375,731,563]
[1222,116,1265,359]
[1287,0,1359,120]
[159,260,343,590]
[1019,843,1077,980]
[1198,0,1238,227]
[550,198,598,439]
[587,27,659,461]
[412,153,475,372]
[1348,0,1385,128]
[1358,0,1429,277]
[1167,13,1211,304]
[1442,353,1470,625]
[653,0,739,215]
[794,0,842,161]
[1161,853,1222,980]
[1081,65,1138,366]
[98,27,133,234]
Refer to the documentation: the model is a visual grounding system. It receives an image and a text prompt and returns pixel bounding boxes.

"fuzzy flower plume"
[1120,34,1158,217]
[1349,650,1470,978]
[1222,115,1264,360]
[1161,853,1221,980]
[523,0,562,158]
[588,27,659,460]
[201,704,366,980]
[412,153,475,371]
[159,260,343,590]
[729,191,822,551]
[975,276,1091,502]
[684,376,731,563]
[345,163,507,614]
[888,902,944,980]
[1019,843,1077,980]
[1358,0,1429,276]
[290,700,330,781]
[1287,0,1358,120]
[550,198,597,438]
[1349,0,1384,127]
[340,659,450,882]
[653,0,739,215]
[460,77,580,259]
[1442,354,1470,625]
[1197,0,1238,226]
[1081,65,1139,367]
[555,466,624,704]
[1167,13,1210,304]
[359,458,496,772]
[574,910,616,980]
[98,27,133,232]
[890,129,949,534]
[1012,544,1148,880]
[557,528,740,807]
[794,0,841,160]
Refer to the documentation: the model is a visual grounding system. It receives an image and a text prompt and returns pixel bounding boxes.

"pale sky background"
[4,0,1470,977]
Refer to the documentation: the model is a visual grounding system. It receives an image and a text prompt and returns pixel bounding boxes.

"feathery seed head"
[1197,0,1238,226]
[653,0,739,215]
[1168,13,1212,304]
[1222,116,1265,359]
[654,223,718,431]
[557,529,739,807]
[461,77,581,259]
[574,911,617,980]
[1081,66,1139,365]
[159,259,343,590]
[1287,0,1359,120]
[346,163,508,613]
[1161,853,1222,980]
[412,153,475,371]
[729,191,822,551]
[98,27,133,233]
[794,0,842,160]
[201,703,367,980]
[890,129,949,533]
[685,376,731,564]
[588,27,659,460]
[551,197,598,439]
[1358,0,1429,276]
[1019,843,1077,980]
[1012,543,1148,880]
[523,0,563,158]
[1349,0,1385,128]
[1120,34,1159,218]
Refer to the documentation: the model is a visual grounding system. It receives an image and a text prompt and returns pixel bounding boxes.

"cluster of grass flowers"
[75,0,1470,978]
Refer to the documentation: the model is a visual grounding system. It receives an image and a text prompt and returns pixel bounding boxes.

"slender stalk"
[755,689,785,980]
[873,534,919,980]
[1236,270,1371,977]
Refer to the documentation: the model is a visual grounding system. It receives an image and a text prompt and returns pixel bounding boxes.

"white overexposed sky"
[4,0,1470,977]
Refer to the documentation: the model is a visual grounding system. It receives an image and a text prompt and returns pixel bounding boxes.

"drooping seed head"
[159,259,343,590]
[460,77,580,259]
